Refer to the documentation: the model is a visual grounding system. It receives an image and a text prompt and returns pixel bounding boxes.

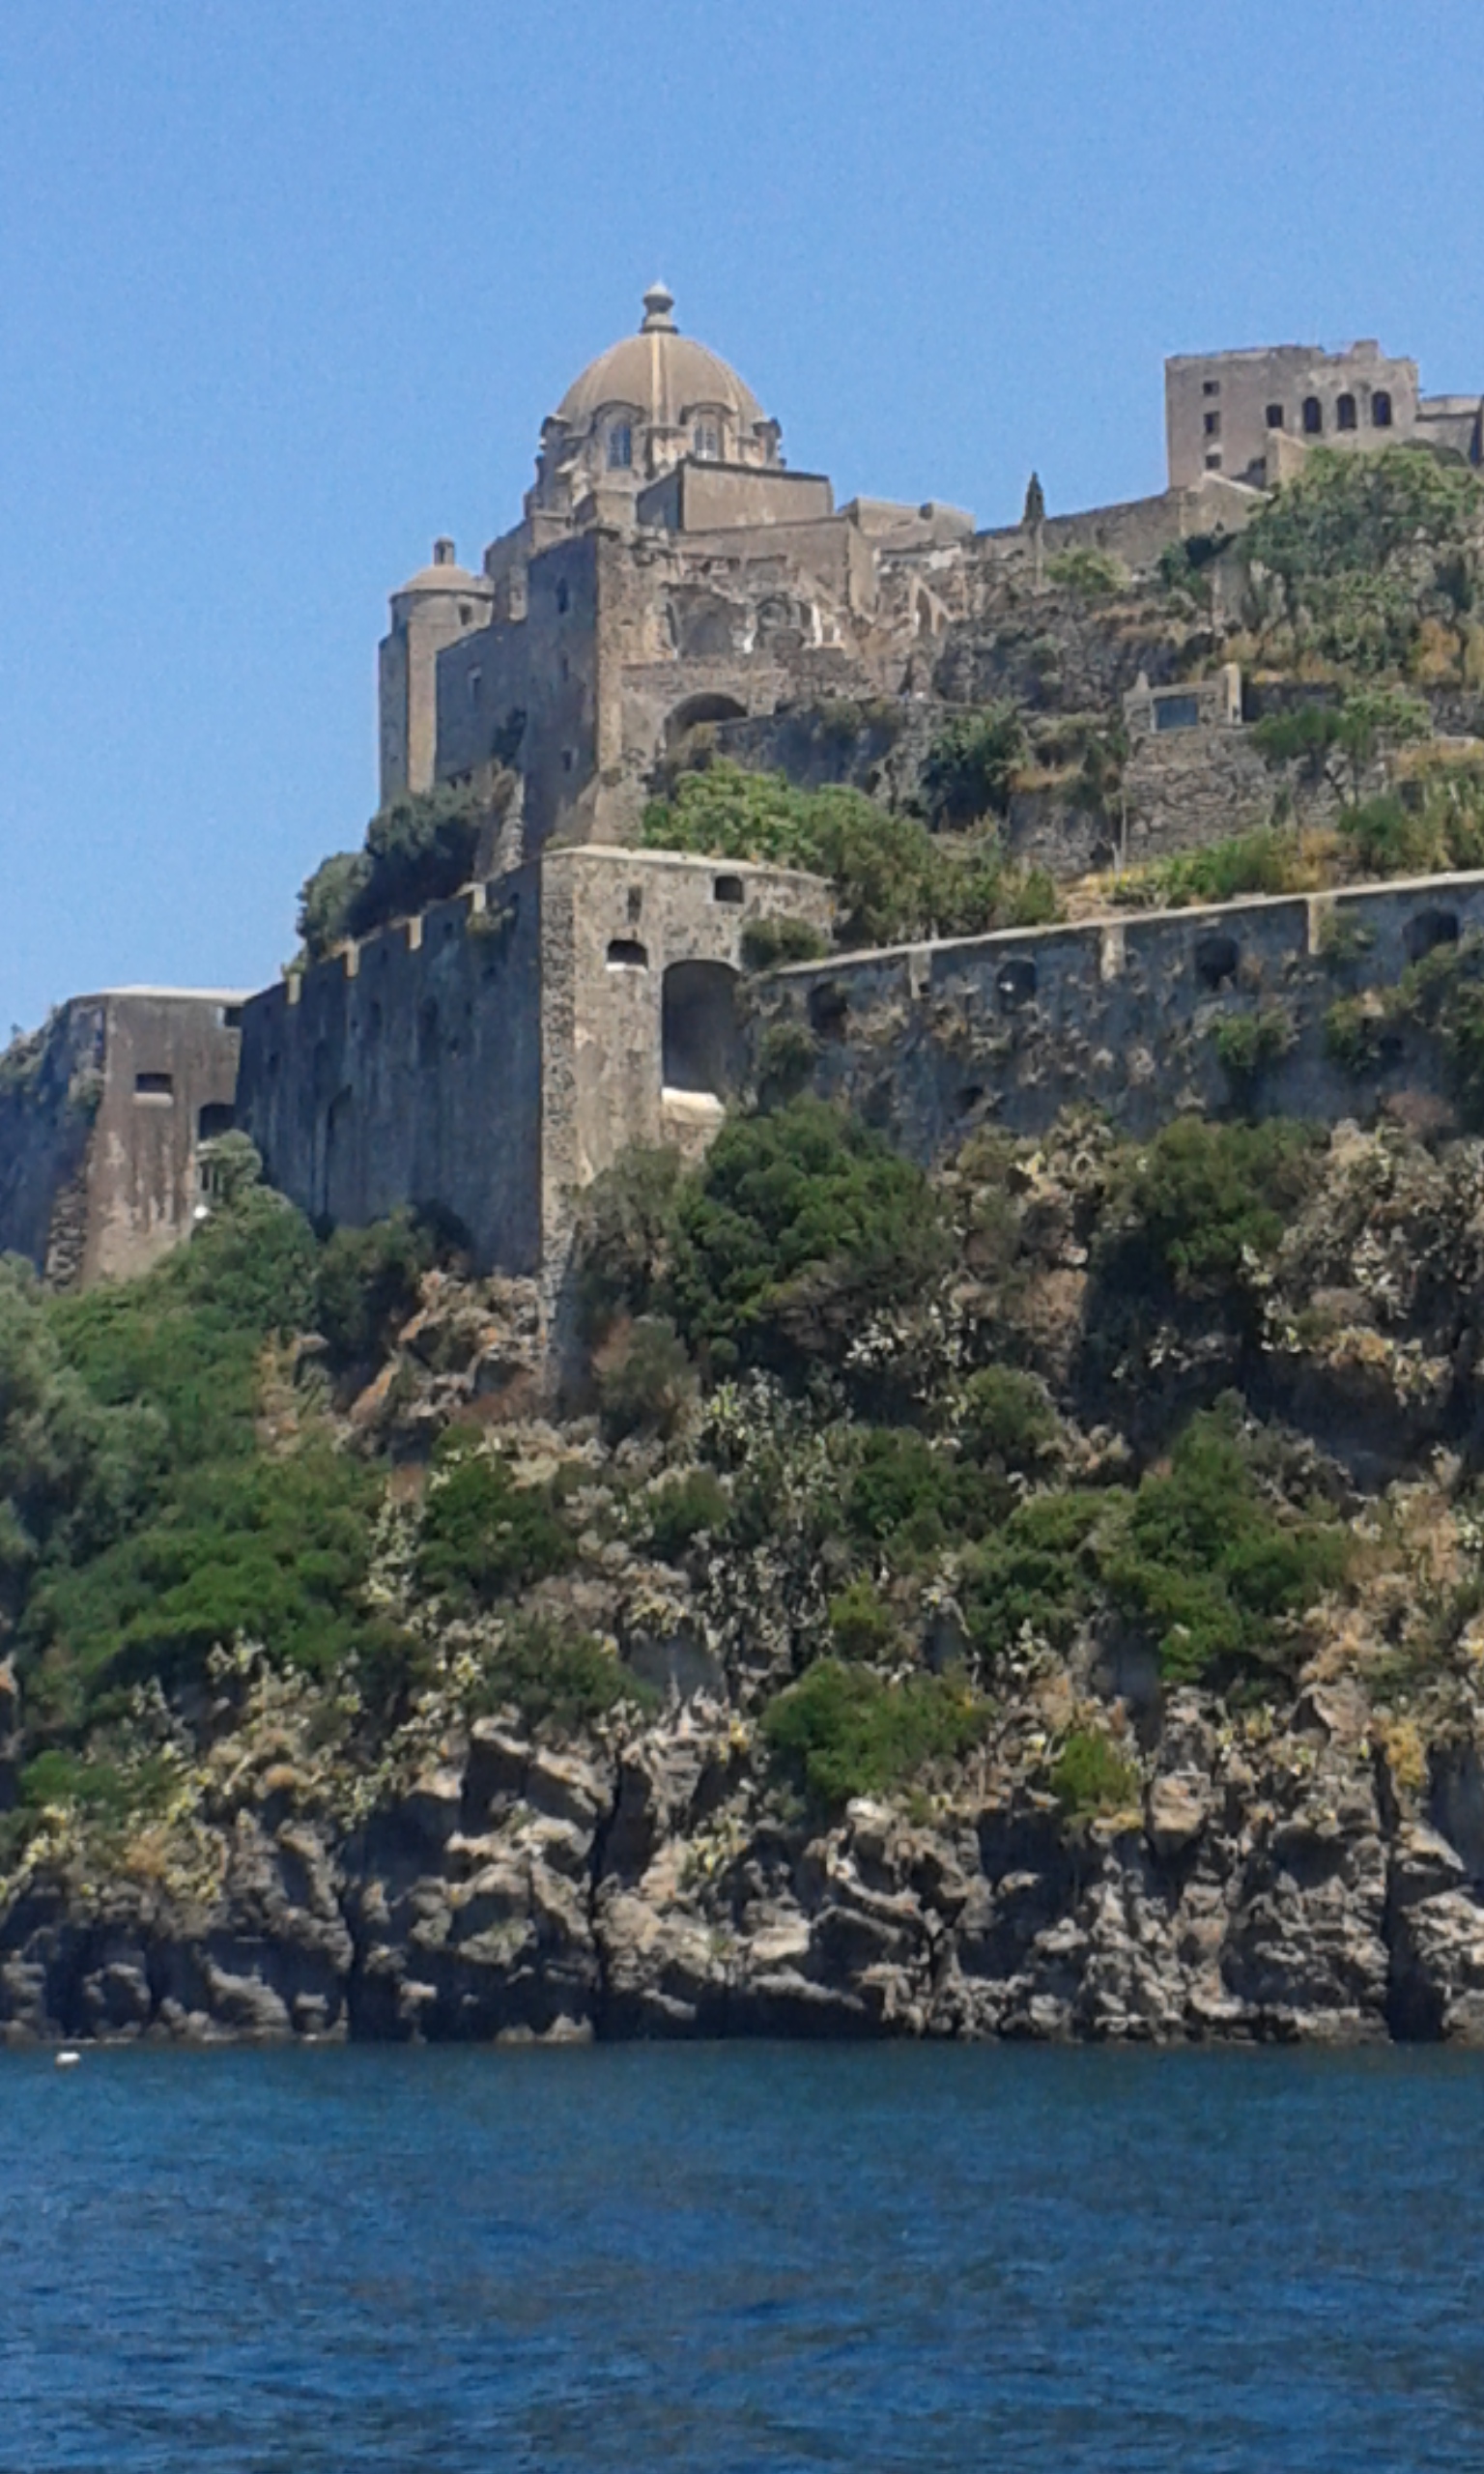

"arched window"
[608,423,633,471]
[1337,393,1357,432]
[1373,390,1393,429]
[693,422,720,459]
[1302,397,1324,437]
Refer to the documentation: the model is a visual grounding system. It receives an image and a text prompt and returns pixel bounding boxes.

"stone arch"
[664,692,748,750]
[662,961,743,1096]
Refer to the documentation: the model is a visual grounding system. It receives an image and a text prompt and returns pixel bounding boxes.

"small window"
[1337,393,1357,432]
[459,602,472,625]
[1302,396,1324,436]
[1194,932,1240,991]
[1154,693,1201,732]
[468,668,483,707]
[713,875,745,905]
[561,748,574,773]
[559,653,569,682]
[1266,402,1285,430]
[608,423,633,470]
[555,579,569,615]
[1204,410,1221,438]
[996,958,1038,1014]
[693,422,720,459]
[1202,379,1221,396]
[198,1102,234,1142]
[1373,390,1393,429]
[134,1071,174,1101]
[1205,452,1222,472]
[219,1003,243,1029]
[607,938,648,968]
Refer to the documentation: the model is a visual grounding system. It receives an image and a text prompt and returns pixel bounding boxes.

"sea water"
[3,2041,1482,2471]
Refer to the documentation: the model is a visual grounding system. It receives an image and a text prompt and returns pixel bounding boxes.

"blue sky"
[1,0,1481,1030]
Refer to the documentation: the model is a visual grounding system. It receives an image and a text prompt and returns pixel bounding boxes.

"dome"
[395,537,491,598]
[555,284,766,433]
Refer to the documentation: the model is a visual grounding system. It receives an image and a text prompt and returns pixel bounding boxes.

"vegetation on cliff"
[640,762,1057,947]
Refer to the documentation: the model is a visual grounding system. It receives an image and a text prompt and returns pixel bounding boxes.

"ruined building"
[3,295,1482,1306]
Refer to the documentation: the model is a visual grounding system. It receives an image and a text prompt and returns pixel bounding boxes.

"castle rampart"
[235,848,832,1294]
[0,991,244,1288]
[750,871,1484,1161]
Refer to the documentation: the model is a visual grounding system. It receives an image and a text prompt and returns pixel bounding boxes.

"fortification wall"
[0,1003,103,1284]
[0,992,243,1288]
[236,847,833,1284]
[751,872,1484,1158]
[237,866,546,1274]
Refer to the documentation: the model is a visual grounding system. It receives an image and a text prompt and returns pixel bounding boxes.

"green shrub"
[570,1148,684,1337]
[844,1428,997,1558]
[740,917,830,970]
[920,706,1028,826]
[1242,448,1483,674]
[298,781,496,958]
[1103,1405,1350,1686]
[644,1467,729,1563]
[755,1019,818,1108]
[963,1491,1114,1660]
[35,1442,385,1689]
[827,1575,899,1661]
[1339,794,1434,877]
[470,1615,652,1735]
[415,1433,573,1608]
[1050,1730,1139,1819]
[667,1100,954,1371]
[315,1210,435,1367]
[1325,995,1387,1073]
[1211,1007,1296,1090]
[641,762,1057,949]
[1098,1116,1320,1296]
[958,1366,1062,1471]
[1127,828,1306,909]
[598,1316,697,1443]
[1046,547,1127,598]
[762,1657,987,1807]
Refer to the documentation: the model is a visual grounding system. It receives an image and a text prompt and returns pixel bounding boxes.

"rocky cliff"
[8,1107,1484,2049]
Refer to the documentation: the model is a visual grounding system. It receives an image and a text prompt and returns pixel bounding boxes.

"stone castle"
[3,299,1481,1308]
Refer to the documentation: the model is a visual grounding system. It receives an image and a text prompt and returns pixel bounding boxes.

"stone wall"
[0,992,244,1289]
[237,848,833,1293]
[237,864,547,1276]
[750,870,1484,1158]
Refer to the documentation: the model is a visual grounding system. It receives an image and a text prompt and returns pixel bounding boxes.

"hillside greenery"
[640,762,1056,947]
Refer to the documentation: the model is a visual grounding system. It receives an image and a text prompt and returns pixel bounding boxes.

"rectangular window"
[467,669,483,708]
[1204,451,1222,471]
[1154,694,1201,733]
[1204,411,1221,438]
[133,1071,174,1100]
[1202,379,1221,395]
[1266,402,1284,429]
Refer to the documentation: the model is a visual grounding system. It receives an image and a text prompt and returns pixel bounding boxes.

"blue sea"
[4,2042,1482,2471]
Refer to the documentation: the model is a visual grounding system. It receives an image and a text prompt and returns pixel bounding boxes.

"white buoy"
[54,2049,81,2069]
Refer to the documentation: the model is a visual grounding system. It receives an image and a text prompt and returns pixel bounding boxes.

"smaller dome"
[395,537,490,596]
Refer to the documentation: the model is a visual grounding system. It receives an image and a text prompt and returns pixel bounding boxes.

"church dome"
[555,284,766,432]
